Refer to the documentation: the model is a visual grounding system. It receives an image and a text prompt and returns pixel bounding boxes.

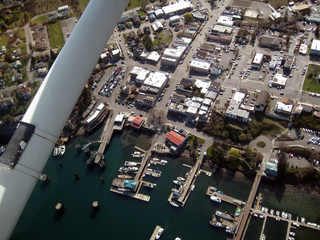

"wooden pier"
[150,225,162,240]
[110,187,150,202]
[205,187,245,206]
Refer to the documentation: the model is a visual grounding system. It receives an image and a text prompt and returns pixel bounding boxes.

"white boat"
[127,166,138,172]
[259,215,264,219]
[59,145,65,156]
[281,212,285,218]
[292,222,299,227]
[177,177,185,181]
[261,234,266,240]
[156,227,164,239]
[124,161,137,167]
[270,209,274,215]
[210,196,221,203]
[276,211,280,216]
[173,180,183,185]
[175,238,182,240]
[152,173,161,178]
[265,208,268,214]
[150,161,157,165]
[191,185,195,191]
[289,232,296,237]
[145,172,151,176]
[253,214,258,217]
[117,188,131,192]
[133,151,141,155]
[170,201,179,207]
[261,207,265,213]
[160,160,167,164]
[147,168,153,172]
[301,217,305,223]
[53,148,59,157]
[143,182,156,188]
[153,158,159,161]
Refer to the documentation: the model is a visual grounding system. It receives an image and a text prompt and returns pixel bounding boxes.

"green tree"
[238,133,247,142]
[143,34,153,51]
[246,133,253,142]
[184,12,193,23]
[229,148,241,159]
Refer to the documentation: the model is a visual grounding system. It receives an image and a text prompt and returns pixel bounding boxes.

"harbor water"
[10,129,320,240]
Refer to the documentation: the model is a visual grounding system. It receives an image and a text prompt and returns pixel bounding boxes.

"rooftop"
[166,130,186,146]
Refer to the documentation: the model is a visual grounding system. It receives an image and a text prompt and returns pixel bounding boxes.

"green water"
[10,129,320,240]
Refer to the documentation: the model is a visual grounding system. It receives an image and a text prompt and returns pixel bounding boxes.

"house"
[265,162,278,178]
[38,67,48,76]
[132,15,140,26]
[131,116,144,129]
[260,36,283,50]
[0,94,13,110]
[152,21,163,32]
[255,90,269,111]
[17,85,31,99]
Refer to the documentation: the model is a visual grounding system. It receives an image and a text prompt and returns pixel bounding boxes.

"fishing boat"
[59,145,65,156]
[170,201,179,207]
[160,160,167,164]
[156,227,164,239]
[210,196,221,203]
[173,180,183,186]
[124,161,137,167]
[143,182,156,188]
[209,221,225,228]
[117,175,131,179]
[177,177,185,181]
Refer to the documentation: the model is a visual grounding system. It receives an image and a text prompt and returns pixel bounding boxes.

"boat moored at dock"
[117,175,131,179]
[156,227,164,239]
[173,180,183,186]
[124,161,138,167]
[143,182,156,189]
[160,160,167,164]
[177,177,185,181]
[210,196,221,203]
[170,201,179,208]
[209,220,226,228]
[59,145,65,156]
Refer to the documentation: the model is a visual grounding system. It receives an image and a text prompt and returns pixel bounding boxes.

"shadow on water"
[261,183,286,202]
[39,182,49,191]
[53,212,64,222]
[90,210,98,219]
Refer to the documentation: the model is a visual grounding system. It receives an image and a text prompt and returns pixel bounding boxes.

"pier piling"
[59,162,63,168]
[100,177,104,184]
[39,174,50,183]
[74,172,80,179]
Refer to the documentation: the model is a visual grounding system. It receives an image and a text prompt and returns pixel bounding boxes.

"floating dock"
[206,187,245,206]
[150,225,162,240]
[110,187,150,202]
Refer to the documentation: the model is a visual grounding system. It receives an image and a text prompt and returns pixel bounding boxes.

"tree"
[143,34,153,51]
[315,26,320,38]
[238,133,247,142]
[278,152,288,179]
[246,133,253,142]
[184,12,193,23]
[23,13,29,23]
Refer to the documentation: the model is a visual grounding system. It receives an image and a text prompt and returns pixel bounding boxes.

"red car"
[210,15,213,18]
[289,153,292,157]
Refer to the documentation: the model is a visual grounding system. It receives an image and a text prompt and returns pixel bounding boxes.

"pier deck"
[206,188,244,206]
[110,187,150,202]
[150,225,161,240]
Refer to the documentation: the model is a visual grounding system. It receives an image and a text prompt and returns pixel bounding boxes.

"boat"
[124,161,137,167]
[289,232,296,237]
[170,201,179,207]
[145,172,151,176]
[177,177,185,181]
[133,151,141,155]
[270,209,274,215]
[259,215,264,219]
[152,173,161,178]
[173,180,183,186]
[253,213,258,217]
[117,175,131,179]
[59,145,65,156]
[160,160,167,164]
[276,217,280,221]
[154,170,162,174]
[276,211,280,216]
[209,186,217,192]
[209,220,225,228]
[175,238,182,240]
[53,148,59,157]
[261,234,266,240]
[215,210,234,221]
[281,212,285,218]
[143,182,156,188]
[117,188,131,192]
[147,168,153,172]
[285,213,288,219]
[226,226,235,234]
[301,217,305,223]
[127,166,138,172]
[265,208,268,214]
[206,172,212,177]
[210,196,221,203]
[292,222,299,227]
[150,161,157,165]
[191,185,195,191]
[156,227,164,239]
[153,158,159,161]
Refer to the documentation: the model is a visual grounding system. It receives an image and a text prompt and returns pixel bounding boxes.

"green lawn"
[137,9,146,17]
[127,0,149,9]
[31,15,47,24]
[48,21,65,48]
[13,43,27,54]
[262,117,285,136]
[79,0,90,13]
[153,29,173,46]
[303,63,320,93]
[0,35,10,48]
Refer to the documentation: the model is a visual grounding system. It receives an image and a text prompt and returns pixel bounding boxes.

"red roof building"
[131,116,144,129]
[166,131,186,147]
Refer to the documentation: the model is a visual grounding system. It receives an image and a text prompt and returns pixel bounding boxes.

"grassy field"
[48,21,65,48]
[303,63,320,93]
[79,0,90,13]
[262,117,285,136]
[153,29,173,46]
[0,35,10,48]
[127,0,149,9]
[31,15,47,24]
[137,9,146,17]
[13,43,27,54]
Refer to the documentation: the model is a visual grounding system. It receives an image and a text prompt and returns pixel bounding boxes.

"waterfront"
[10,129,320,240]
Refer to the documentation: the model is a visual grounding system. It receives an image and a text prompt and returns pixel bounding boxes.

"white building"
[226,99,249,122]
[155,9,164,18]
[114,113,125,123]
[310,39,320,56]
[272,74,287,88]
[136,68,150,84]
[275,102,293,114]
[190,59,211,74]
[299,44,308,55]
[169,15,180,25]
[141,71,169,94]
[217,16,233,27]
[162,1,193,16]
[251,53,264,70]
[146,51,161,64]
[130,66,142,77]
[161,47,186,66]
[152,21,163,32]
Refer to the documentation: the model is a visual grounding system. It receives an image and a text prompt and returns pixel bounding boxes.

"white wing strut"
[0,1,129,239]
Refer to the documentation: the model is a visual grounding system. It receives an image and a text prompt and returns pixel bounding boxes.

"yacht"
[147,168,153,172]
[173,180,183,185]
[289,232,296,237]
[276,217,280,221]
[153,158,159,161]
[175,238,182,240]
[127,166,138,172]
[259,215,264,219]
[170,201,179,207]
[281,212,285,218]
[59,145,65,156]
[155,228,164,239]
[270,209,274,215]
[276,211,280,216]
[210,196,221,203]
[133,151,141,155]
[301,217,305,223]
[150,161,157,165]
[124,161,137,167]
[292,222,299,227]
[160,160,167,164]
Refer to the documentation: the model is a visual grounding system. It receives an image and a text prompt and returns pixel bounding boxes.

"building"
[260,36,283,50]
[155,9,164,18]
[292,4,310,14]
[0,94,13,110]
[131,116,144,129]
[140,71,169,95]
[130,66,142,77]
[243,9,259,19]
[216,16,233,27]
[169,15,180,25]
[293,103,313,115]
[310,39,320,56]
[190,59,211,74]
[306,12,320,24]
[299,44,308,55]
[161,47,186,66]
[251,53,264,70]
[282,55,295,71]
[255,90,269,111]
[135,93,157,108]
[206,34,232,44]
[265,162,278,178]
[226,92,250,122]
[272,74,287,88]
[161,1,193,17]
[146,51,161,65]
[38,67,48,76]
[275,101,293,115]
[269,54,283,70]
[119,11,139,23]
[152,21,163,32]
[136,68,150,84]
[166,130,187,153]
[211,25,233,35]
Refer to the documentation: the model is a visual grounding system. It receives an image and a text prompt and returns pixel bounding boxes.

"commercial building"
[282,55,295,71]
[130,66,142,77]
[272,74,287,88]
[131,116,144,130]
[251,53,264,70]
[217,16,233,27]
[275,101,293,114]
[226,99,250,122]
[146,51,162,65]
[265,162,278,178]
[152,21,163,32]
[162,1,193,17]
[161,47,186,66]
[299,44,308,55]
[255,90,269,111]
[140,71,169,94]
[211,25,233,35]
[136,68,150,84]
[155,9,164,18]
[310,39,320,56]
[190,59,211,74]
[169,15,180,25]
[269,54,283,70]
[260,36,283,50]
